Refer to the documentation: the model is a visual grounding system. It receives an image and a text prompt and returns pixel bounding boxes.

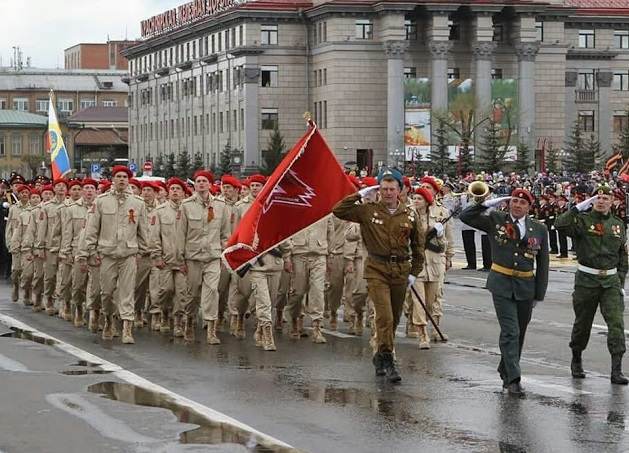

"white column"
[384,40,408,167]
[243,64,260,172]
[472,41,496,114]
[429,40,452,114]
[515,42,539,150]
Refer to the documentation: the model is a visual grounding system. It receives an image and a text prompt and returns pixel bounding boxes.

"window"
[323,100,327,129]
[233,110,237,131]
[192,40,197,59]
[232,28,236,47]
[13,98,28,111]
[194,116,198,136]
[614,72,629,91]
[30,135,40,155]
[323,68,327,85]
[240,109,244,130]
[218,33,222,52]
[0,99,6,109]
[614,30,629,49]
[322,21,327,42]
[448,19,460,41]
[579,30,595,48]
[212,113,216,133]
[261,24,278,45]
[57,98,73,114]
[578,70,595,90]
[219,112,224,133]
[170,119,175,138]
[204,36,209,56]
[261,65,278,87]
[0,134,4,156]
[239,25,244,46]
[491,68,503,80]
[261,108,278,130]
[80,98,96,110]
[225,29,230,50]
[226,110,231,132]
[36,99,48,113]
[405,20,417,41]
[493,24,504,42]
[578,110,595,132]
[12,134,22,155]
[535,21,544,42]
[404,67,416,79]
[355,20,373,40]
[614,112,629,134]
[447,68,460,81]
[211,35,216,54]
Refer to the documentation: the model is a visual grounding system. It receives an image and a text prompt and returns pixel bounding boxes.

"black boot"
[571,350,586,379]
[506,381,525,397]
[382,352,402,383]
[372,352,386,376]
[611,354,629,385]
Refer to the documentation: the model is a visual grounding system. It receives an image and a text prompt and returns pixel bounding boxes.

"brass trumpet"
[468,180,490,203]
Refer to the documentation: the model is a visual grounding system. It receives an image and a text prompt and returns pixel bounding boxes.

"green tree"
[563,119,587,173]
[545,143,559,174]
[176,150,191,179]
[262,125,286,175]
[617,110,629,160]
[192,152,205,173]
[153,154,164,177]
[218,141,232,176]
[478,119,506,173]
[428,117,452,176]
[514,143,531,174]
[583,133,602,172]
[163,153,176,179]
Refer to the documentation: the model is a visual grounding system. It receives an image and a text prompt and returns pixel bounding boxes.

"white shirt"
[511,215,526,239]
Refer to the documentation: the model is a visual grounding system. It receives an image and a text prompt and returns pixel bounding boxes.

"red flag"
[222,121,355,273]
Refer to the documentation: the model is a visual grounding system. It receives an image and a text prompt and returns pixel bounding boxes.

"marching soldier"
[180,170,230,345]
[333,168,425,383]
[555,185,629,385]
[36,179,68,315]
[460,188,549,396]
[284,216,334,344]
[5,184,31,302]
[135,181,159,330]
[24,185,52,311]
[0,179,10,280]
[57,179,82,320]
[151,178,189,339]
[325,215,347,330]
[556,195,570,258]
[78,166,150,344]
[60,179,97,327]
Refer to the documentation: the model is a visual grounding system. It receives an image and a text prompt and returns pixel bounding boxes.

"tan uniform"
[5,200,29,301]
[10,206,33,305]
[56,199,76,316]
[22,204,45,308]
[333,194,425,354]
[135,199,157,317]
[60,199,91,318]
[217,194,239,322]
[180,192,230,321]
[150,200,187,317]
[36,197,65,310]
[343,222,371,326]
[147,200,166,319]
[78,189,150,321]
[325,216,347,323]
[285,217,334,323]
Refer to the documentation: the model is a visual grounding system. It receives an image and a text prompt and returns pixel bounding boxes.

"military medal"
[207,207,214,222]
[128,209,136,224]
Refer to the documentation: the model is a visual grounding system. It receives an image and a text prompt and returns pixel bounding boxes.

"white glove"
[358,185,379,198]
[482,196,511,208]
[622,289,626,297]
[575,195,597,212]
[433,222,444,238]
[1,202,8,209]
[407,274,416,287]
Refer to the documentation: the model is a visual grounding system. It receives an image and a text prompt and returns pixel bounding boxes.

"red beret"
[402,176,412,189]
[249,174,266,185]
[193,170,214,182]
[29,187,41,196]
[511,188,534,204]
[414,187,434,205]
[348,175,361,189]
[81,178,98,188]
[362,177,378,187]
[41,184,54,193]
[129,178,142,190]
[211,183,221,195]
[167,177,186,189]
[420,176,440,193]
[14,184,30,194]
[112,165,132,178]
[141,181,157,191]
[53,178,68,188]
[156,181,168,191]
[221,175,241,189]
[68,179,82,189]
[98,181,111,192]
[241,178,251,187]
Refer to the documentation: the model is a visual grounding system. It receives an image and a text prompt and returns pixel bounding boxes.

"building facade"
[123,0,629,173]
[65,40,140,71]
[0,110,48,179]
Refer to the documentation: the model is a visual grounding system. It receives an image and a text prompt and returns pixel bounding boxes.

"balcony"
[575,89,597,103]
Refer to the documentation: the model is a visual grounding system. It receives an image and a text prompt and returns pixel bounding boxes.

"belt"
[491,263,534,278]
[369,254,410,264]
[577,264,617,276]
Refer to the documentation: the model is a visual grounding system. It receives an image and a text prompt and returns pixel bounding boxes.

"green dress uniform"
[555,204,628,383]
[333,192,425,376]
[460,202,549,387]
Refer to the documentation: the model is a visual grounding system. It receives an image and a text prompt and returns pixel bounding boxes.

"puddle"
[1,327,57,346]
[60,369,113,375]
[88,381,295,452]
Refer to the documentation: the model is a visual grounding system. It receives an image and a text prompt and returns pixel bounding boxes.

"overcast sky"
[0,0,182,69]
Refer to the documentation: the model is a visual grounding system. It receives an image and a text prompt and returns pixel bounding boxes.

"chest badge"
[128,209,136,224]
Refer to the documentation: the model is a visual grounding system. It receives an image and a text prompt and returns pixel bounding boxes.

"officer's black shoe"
[372,353,386,376]
[381,352,402,383]
[506,381,525,396]
[571,350,586,379]
[462,266,476,270]
[611,355,629,385]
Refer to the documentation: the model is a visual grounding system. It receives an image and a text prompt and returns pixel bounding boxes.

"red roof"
[74,129,128,146]
[564,0,629,7]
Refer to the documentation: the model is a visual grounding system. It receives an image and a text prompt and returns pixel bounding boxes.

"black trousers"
[494,295,534,385]
[548,226,558,253]
[558,231,569,257]
[462,230,476,269]
[481,235,492,270]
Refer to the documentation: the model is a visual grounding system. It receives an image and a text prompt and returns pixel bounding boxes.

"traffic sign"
[129,162,137,172]
[143,161,153,176]
[90,163,101,173]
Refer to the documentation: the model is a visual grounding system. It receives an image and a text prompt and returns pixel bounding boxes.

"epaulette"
[96,193,110,200]
[133,194,144,202]
[181,197,194,205]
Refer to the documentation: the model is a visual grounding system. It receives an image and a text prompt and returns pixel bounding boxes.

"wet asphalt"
[1,223,629,452]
